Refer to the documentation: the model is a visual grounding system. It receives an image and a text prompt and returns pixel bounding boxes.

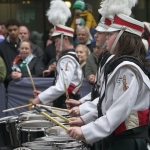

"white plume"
[99,0,138,19]
[46,0,71,26]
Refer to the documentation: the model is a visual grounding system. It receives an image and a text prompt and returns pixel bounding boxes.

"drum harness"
[91,51,112,101]
[96,55,150,149]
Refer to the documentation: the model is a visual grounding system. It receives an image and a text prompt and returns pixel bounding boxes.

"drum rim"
[36,136,75,142]
[28,146,55,150]
[57,141,82,148]
[0,116,13,122]
[17,120,53,129]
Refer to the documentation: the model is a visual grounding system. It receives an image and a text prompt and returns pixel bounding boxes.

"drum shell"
[0,116,13,147]
[17,120,53,144]
[19,129,45,144]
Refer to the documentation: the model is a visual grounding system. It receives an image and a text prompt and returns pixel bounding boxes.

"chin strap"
[110,26,126,54]
[60,33,64,52]
[101,41,107,49]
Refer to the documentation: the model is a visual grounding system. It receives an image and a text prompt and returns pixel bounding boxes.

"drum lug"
[6,120,10,132]
[17,127,21,141]
[44,128,48,137]
[28,130,31,142]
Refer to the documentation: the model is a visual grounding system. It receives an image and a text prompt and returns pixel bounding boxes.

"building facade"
[0,0,149,49]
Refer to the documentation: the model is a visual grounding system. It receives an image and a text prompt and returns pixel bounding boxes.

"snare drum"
[17,120,53,144]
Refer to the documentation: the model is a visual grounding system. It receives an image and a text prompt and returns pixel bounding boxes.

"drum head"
[45,126,68,136]
[36,135,74,142]
[17,120,53,129]
[19,114,46,121]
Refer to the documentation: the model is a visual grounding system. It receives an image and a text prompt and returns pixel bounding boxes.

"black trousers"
[101,126,149,150]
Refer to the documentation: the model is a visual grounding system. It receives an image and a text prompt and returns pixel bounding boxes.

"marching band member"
[65,9,113,117]
[67,0,150,149]
[32,0,83,108]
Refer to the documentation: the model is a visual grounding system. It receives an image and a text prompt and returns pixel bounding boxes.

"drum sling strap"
[91,51,112,101]
[53,49,79,84]
[97,56,149,149]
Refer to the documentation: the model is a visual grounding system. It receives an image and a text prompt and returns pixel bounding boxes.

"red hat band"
[113,15,143,34]
[105,18,111,26]
[56,26,74,35]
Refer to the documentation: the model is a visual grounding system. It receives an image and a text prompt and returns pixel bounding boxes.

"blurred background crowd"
[0,0,150,89]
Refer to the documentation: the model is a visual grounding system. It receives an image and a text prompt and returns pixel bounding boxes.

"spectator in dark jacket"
[11,40,45,81]
[42,42,56,67]
[0,19,21,87]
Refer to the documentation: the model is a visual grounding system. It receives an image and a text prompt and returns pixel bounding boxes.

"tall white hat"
[107,13,144,36]
[100,0,142,53]
[46,0,73,51]
[52,24,74,37]
[96,17,112,32]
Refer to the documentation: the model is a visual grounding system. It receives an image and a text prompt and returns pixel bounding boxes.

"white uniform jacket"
[79,55,114,116]
[39,51,83,104]
[81,61,150,144]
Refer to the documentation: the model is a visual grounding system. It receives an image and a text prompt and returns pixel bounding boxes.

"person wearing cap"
[67,12,150,150]
[66,17,113,150]
[71,0,97,31]
[66,17,112,113]
[32,24,83,108]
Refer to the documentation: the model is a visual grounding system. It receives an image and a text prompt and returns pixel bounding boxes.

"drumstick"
[34,107,87,144]
[61,68,69,100]
[37,105,70,122]
[39,104,69,112]
[50,106,69,112]
[2,104,32,112]
[26,64,36,90]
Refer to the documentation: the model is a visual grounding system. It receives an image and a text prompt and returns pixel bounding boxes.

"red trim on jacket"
[114,109,149,135]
